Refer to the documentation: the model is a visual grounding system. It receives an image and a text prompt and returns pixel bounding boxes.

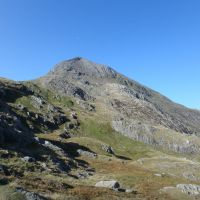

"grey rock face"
[16,188,47,200]
[177,184,200,195]
[112,119,200,153]
[0,108,30,145]
[31,95,45,109]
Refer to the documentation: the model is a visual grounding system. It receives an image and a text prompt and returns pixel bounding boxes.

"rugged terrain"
[1,57,200,200]
[37,57,200,153]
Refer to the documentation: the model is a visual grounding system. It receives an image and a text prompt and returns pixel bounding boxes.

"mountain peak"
[49,57,117,79]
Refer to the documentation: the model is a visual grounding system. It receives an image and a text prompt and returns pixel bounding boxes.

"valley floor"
[1,133,200,200]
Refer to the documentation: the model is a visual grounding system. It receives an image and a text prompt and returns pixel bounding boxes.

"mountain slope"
[36,57,200,153]
[1,59,200,199]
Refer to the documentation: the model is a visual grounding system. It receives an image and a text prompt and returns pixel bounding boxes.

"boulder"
[71,112,78,119]
[77,149,97,158]
[125,189,134,193]
[95,180,120,189]
[154,173,162,177]
[21,156,35,162]
[102,144,114,154]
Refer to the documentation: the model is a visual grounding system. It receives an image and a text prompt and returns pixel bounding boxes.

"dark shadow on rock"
[115,155,132,160]
[74,158,89,168]
[43,140,92,169]
[0,82,33,103]
[67,173,79,179]
[51,140,96,158]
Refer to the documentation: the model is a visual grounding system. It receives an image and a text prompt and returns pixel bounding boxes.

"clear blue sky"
[0,0,200,109]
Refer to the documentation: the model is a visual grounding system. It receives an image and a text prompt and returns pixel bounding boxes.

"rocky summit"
[1,57,200,200]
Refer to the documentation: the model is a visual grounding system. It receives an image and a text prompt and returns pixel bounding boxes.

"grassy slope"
[34,84,200,199]
[35,111,196,199]
[1,81,200,199]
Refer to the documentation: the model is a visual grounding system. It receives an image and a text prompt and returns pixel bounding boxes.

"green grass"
[78,119,157,160]
[15,96,37,112]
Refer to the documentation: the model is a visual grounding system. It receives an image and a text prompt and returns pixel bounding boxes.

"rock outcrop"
[177,184,200,196]
[16,187,48,200]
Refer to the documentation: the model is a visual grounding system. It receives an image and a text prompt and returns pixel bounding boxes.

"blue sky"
[0,0,200,109]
